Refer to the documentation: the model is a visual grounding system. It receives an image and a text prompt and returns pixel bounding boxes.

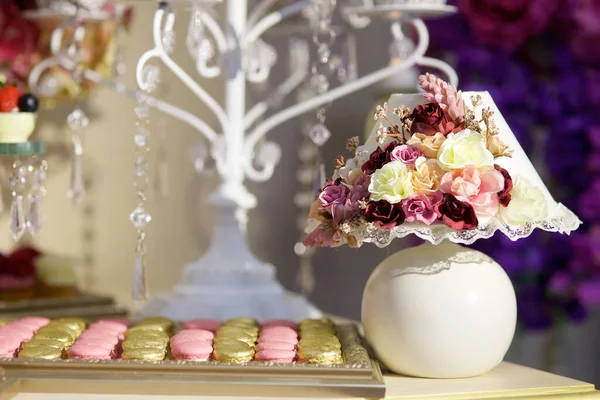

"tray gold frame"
[0,324,385,398]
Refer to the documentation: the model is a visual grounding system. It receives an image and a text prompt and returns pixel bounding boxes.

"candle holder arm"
[243,18,431,182]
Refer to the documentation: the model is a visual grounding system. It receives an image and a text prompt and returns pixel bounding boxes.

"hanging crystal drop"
[27,197,42,235]
[130,206,152,229]
[10,196,26,241]
[131,235,148,312]
[135,104,150,119]
[67,108,89,131]
[297,257,316,296]
[308,123,331,147]
[134,128,149,147]
[68,142,85,204]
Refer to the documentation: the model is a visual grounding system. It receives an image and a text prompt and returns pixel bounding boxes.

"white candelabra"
[28,0,458,320]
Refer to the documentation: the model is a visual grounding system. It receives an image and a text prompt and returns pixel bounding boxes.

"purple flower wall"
[427,0,600,330]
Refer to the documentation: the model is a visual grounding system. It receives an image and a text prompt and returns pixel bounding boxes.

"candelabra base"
[137,200,322,321]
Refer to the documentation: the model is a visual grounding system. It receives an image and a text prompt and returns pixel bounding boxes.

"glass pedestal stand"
[138,196,321,321]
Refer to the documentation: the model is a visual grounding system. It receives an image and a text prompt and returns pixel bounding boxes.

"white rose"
[368,161,414,203]
[498,178,548,226]
[437,129,494,170]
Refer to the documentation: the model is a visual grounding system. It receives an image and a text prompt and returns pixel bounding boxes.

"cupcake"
[0,82,38,143]
[0,248,40,302]
[35,254,79,298]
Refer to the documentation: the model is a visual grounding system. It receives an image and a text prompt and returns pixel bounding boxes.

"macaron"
[213,342,254,363]
[255,349,296,363]
[0,337,22,358]
[16,317,50,330]
[96,318,130,328]
[260,320,298,330]
[121,348,166,361]
[255,341,296,351]
[88,321,128,334]
[171,329,214,341]
[182,319,221,332]
[18,347,63,360]
[0,326,35,341]
[170,339,213,361]
[121,338,169,351]
[78,331,120,346]
[75,337,118,350]
[68,343,112,360]
[21,339,66,350]
[257,335,297,345]
[259,326,297,339]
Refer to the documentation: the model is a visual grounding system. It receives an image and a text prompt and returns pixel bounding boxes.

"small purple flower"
[318,182,349,211]
[349,173,371,202]
[390,145,424,166]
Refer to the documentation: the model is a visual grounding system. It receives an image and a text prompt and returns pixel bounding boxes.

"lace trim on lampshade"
[361,203,581,247]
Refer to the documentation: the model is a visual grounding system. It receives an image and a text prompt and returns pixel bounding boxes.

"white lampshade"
[354,91,581,246]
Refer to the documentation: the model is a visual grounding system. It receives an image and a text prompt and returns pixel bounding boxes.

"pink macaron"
[68,343,112,360]
[260,319,298,330]
[86,324,126,336]
[0,337,23,358]
[258,330,298,344]
[182,319,221,332]
[16,317,50,329]
[78,332,120,346]
[0,326,35,341]
[255,341,296,351]
[255,349,296,363]
[96,318,130,328]
[170,340,213,361]
[260,326,297,337]
[76,337,118,350]
[172,329,214,341]
[89,321,128,334]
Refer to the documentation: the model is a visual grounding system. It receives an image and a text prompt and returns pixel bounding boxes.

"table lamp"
[304,73,581,378]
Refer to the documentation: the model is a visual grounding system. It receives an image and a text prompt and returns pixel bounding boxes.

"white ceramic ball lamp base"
[362,241,516,378]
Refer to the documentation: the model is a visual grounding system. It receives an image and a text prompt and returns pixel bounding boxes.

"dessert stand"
[27,0,459,320]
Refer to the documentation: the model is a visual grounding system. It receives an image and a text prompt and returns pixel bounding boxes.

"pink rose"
[318,181,349,211]
[389,145,423,166]
[402,192,443,225]
[458,0,559,52]
[0,2,39,86]
[440,166,505,216]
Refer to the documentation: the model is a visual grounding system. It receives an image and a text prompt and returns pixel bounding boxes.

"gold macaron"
[213,341,255,363]
[21,339,66,350]
[122,338,169,351]
[121,348,166,361]
[37,326,79,341]
[18,347,64,360]
[34,331,76,346]
[297,347,343,364]
[48,318,87,334]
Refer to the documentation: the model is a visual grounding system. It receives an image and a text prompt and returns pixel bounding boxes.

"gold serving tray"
[0,324,385,399]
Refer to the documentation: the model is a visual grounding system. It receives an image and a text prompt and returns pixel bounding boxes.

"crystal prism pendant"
[308,123,331,147]
[67,108,89,131]
[130,206,152,229]
[68,149,85,204]
[10,196,26,241]
[27,197,43,235]
[131,245,148,312]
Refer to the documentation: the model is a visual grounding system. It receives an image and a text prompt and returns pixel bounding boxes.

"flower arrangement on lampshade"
[304,73,579,249]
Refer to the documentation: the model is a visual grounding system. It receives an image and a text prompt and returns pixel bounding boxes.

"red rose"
[365,200,405,230]
[410,103,460,136]
[362,147,390,175]
[494,165,513,207]
[435,194,479,230]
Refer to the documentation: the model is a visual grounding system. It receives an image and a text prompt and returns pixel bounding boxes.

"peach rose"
[440,166,505,216]
[406,132,446,158]
[411,157,444,195]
